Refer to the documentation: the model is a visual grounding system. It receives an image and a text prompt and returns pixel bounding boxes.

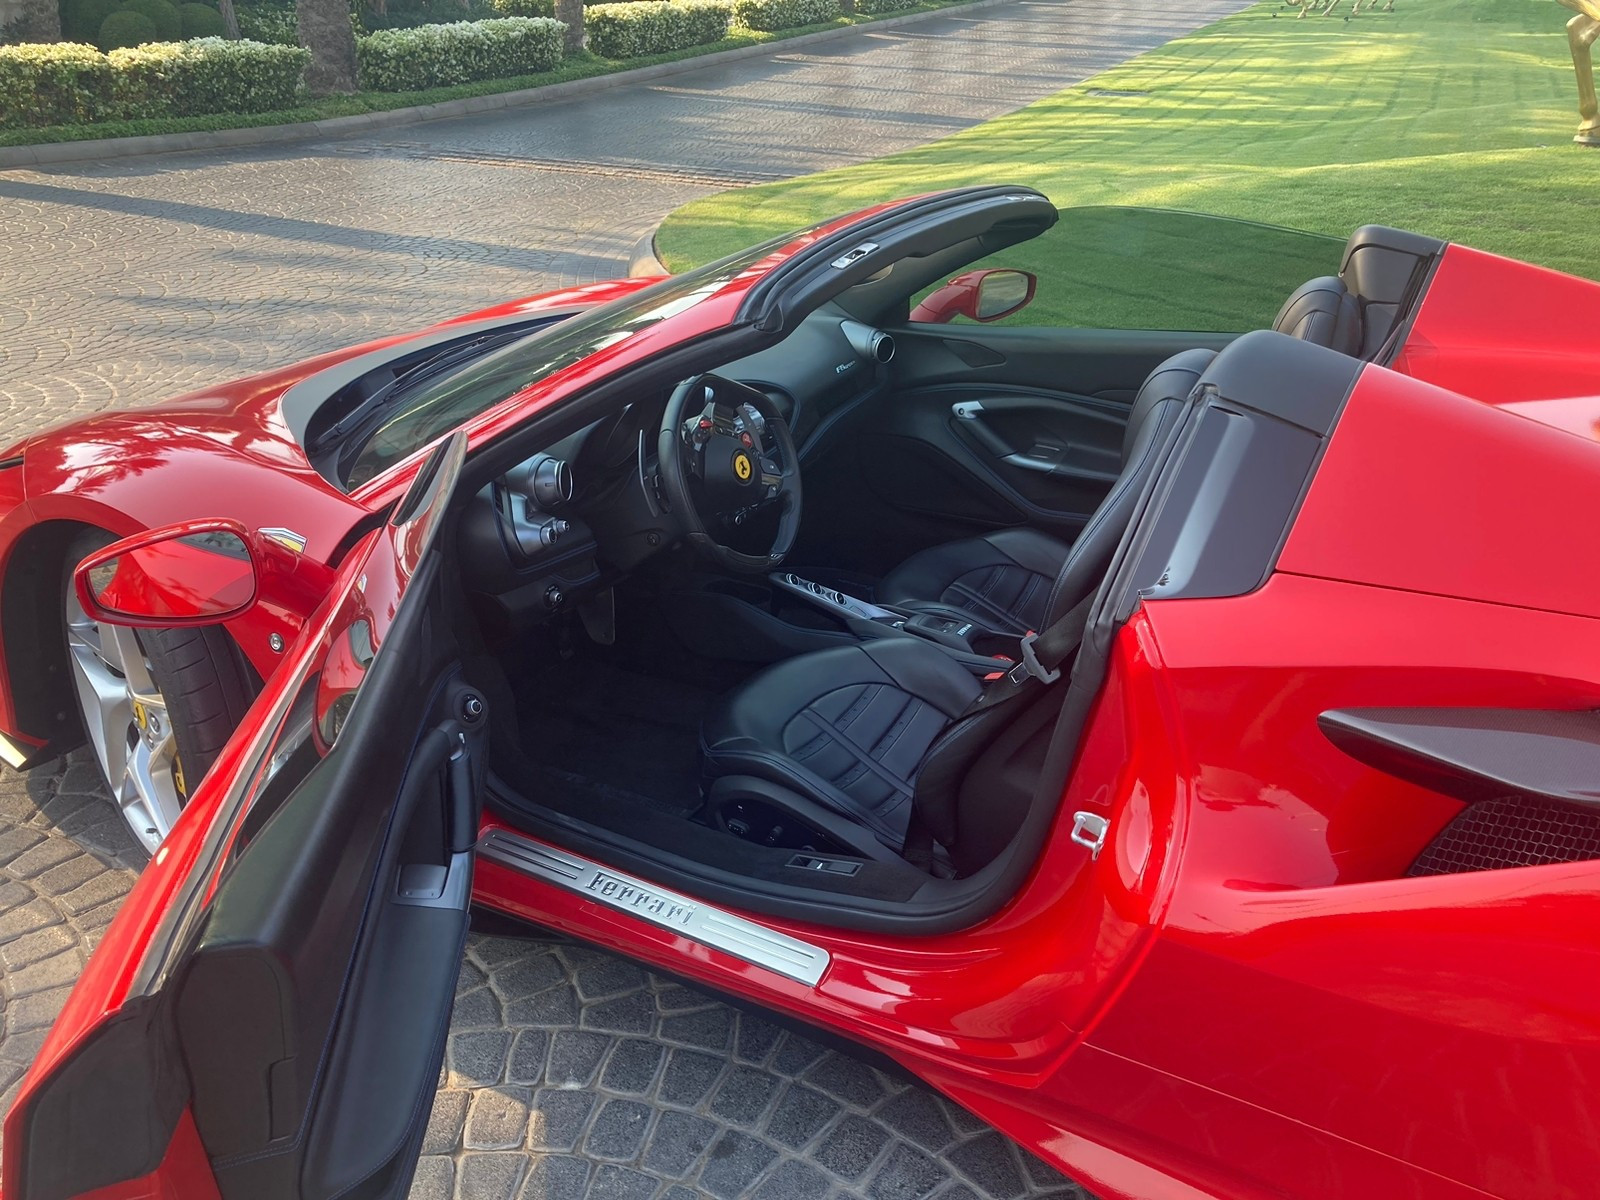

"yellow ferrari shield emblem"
[733,451,753,482]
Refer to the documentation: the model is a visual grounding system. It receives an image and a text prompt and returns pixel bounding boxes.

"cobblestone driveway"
[0,0,1249,1192]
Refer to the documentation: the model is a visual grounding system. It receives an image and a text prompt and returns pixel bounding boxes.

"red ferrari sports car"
[2,187,1598,1200]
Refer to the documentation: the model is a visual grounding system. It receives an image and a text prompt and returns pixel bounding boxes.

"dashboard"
[458,303,893,630]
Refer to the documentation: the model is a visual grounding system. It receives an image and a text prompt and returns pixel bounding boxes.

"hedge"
[0,42,112,126]
[488,0,555,16]
[0,37,308,128]
[851,0,912,11]
[97,9,157,46]
[178,2,229,36]
[234,4,299,43]
[585,0,730,58]
[120,0,182,38]
[730,0,834,28]
[356,17,564,90]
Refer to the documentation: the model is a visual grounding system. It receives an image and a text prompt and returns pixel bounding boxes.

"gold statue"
[1562,0,1600,145]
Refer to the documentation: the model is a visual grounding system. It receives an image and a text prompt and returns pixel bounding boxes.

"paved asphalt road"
[0,0,1248,1194]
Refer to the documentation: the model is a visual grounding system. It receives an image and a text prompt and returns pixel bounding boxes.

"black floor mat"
[513,657,719,817]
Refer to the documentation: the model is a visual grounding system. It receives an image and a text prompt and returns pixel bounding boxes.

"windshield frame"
[338,226,826,491]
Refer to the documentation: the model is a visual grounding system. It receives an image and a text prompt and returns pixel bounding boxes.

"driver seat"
[699,347,1209,860]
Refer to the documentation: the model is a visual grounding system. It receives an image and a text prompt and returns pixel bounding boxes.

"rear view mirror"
[75,521,258,627]
[909,268,1038,324]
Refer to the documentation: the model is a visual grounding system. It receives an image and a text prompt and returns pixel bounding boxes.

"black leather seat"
[875,277,1366,634]
[701,347,1210,857]
[876,349,1216,635]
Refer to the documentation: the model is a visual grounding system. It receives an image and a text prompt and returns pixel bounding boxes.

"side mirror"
[75,521,259,628]
[909,268,1038,324]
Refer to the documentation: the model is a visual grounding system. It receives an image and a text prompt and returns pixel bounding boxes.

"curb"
[0,0,1017,171]
[628,228,668,277]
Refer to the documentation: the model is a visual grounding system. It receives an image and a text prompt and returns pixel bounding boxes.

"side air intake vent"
[1319,706,1600,877]
[1407,795,1600,876]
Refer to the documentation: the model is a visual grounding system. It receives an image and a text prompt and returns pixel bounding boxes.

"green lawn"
[656,0,1600,282]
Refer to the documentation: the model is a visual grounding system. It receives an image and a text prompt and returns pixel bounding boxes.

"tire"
[61,530,256,854]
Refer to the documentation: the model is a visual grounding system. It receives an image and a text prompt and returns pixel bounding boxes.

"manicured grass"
[0,0,979,148]
[656,0,1600,282]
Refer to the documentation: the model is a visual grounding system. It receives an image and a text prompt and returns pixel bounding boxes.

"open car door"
[4,433,482,1200]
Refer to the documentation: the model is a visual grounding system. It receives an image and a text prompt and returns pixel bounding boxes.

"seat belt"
[961,590,1096,716]
[904,591,1097,860]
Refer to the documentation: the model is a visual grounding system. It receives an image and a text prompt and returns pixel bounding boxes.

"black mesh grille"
[1407,796,1600,877]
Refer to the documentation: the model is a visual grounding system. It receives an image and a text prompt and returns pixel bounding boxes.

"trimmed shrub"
[585,0,728,58]
[108,37,309,115]
[730,0,833,28]
[97,9,157,46]
[852,0,913,11]
[119,0,182,37]
[234,3,298,43]
[0,41,113,126]
[356,17,563,91]
[488,0,554,16]
[178,2,229,35]
[60,0,121,41]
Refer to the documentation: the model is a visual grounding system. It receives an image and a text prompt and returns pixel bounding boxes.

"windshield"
[342,226,818,489]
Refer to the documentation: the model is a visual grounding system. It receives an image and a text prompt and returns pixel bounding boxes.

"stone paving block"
[814,1113,893,1181]
[880,1089,961,1153]
[765,1084,841,1151]
[528,1088,595,1153]
[588,1163,657,1200]
[451,1030,514,1087]
[407,1155,454,1200]
[457,1151,528,1200]
[753,1157,832,1200]
[805,1052,891,1108]
[421,1088,470,1155]
[453,985,506,1030]
[642,1109,716,1178]
[6,950,82,997]
[465,1086,533,1150]
[546,1029,611,1087]
[710,1064,781,1129]
[947,1132,1030,1200]
[658,1047,725,1107]
[520,1154,590,1198]
[508,1029,551,1084]
[580,990,656,1036]
[0,924,74,970]
[698,1130,781,1199]
[584,1097,652,1161]
[869,1142,952,1200]
[599,1038,664,1095]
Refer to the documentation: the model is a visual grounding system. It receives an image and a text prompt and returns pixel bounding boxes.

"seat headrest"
[1272,276,1362,356]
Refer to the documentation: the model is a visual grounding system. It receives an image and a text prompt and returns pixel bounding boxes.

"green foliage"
[850,0,911,13]
[0,41,113,125]
[109,38,309,116]
[59,0,121,41]
[118,0,182,38]
[177,2,228,35]
[355,17,564,90]
[97,9,157,46]
[730,0,833,32]
[0,35,308,126]
[488,0,554,17]
[585,0,729,59]
[660,0,1600,286]
[234,4,299,43]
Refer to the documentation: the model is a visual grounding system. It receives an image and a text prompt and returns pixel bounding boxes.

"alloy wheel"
[64,586,184,854]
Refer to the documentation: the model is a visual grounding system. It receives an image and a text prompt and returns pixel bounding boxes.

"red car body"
[3,195,1600,1200]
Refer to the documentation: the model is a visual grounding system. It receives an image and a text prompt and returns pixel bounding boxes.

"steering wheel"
[657,373,802,574]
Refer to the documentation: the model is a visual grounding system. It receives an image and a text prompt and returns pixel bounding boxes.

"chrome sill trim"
[478,829,830,987]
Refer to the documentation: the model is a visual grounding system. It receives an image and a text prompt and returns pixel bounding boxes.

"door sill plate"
[478,830,831,986]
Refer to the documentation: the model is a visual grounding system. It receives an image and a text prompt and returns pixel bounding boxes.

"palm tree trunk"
[554,0,583,54]
[298,0,359,94]
[218,0,241,38]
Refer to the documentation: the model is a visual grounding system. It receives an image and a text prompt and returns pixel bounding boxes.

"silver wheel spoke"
[63,582,185,854]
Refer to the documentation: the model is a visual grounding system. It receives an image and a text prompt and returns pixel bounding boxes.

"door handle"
[950,401,1015,458]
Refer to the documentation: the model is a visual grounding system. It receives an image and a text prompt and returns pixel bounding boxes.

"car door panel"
[876,326,1234,540]
[6,434,478,1200]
